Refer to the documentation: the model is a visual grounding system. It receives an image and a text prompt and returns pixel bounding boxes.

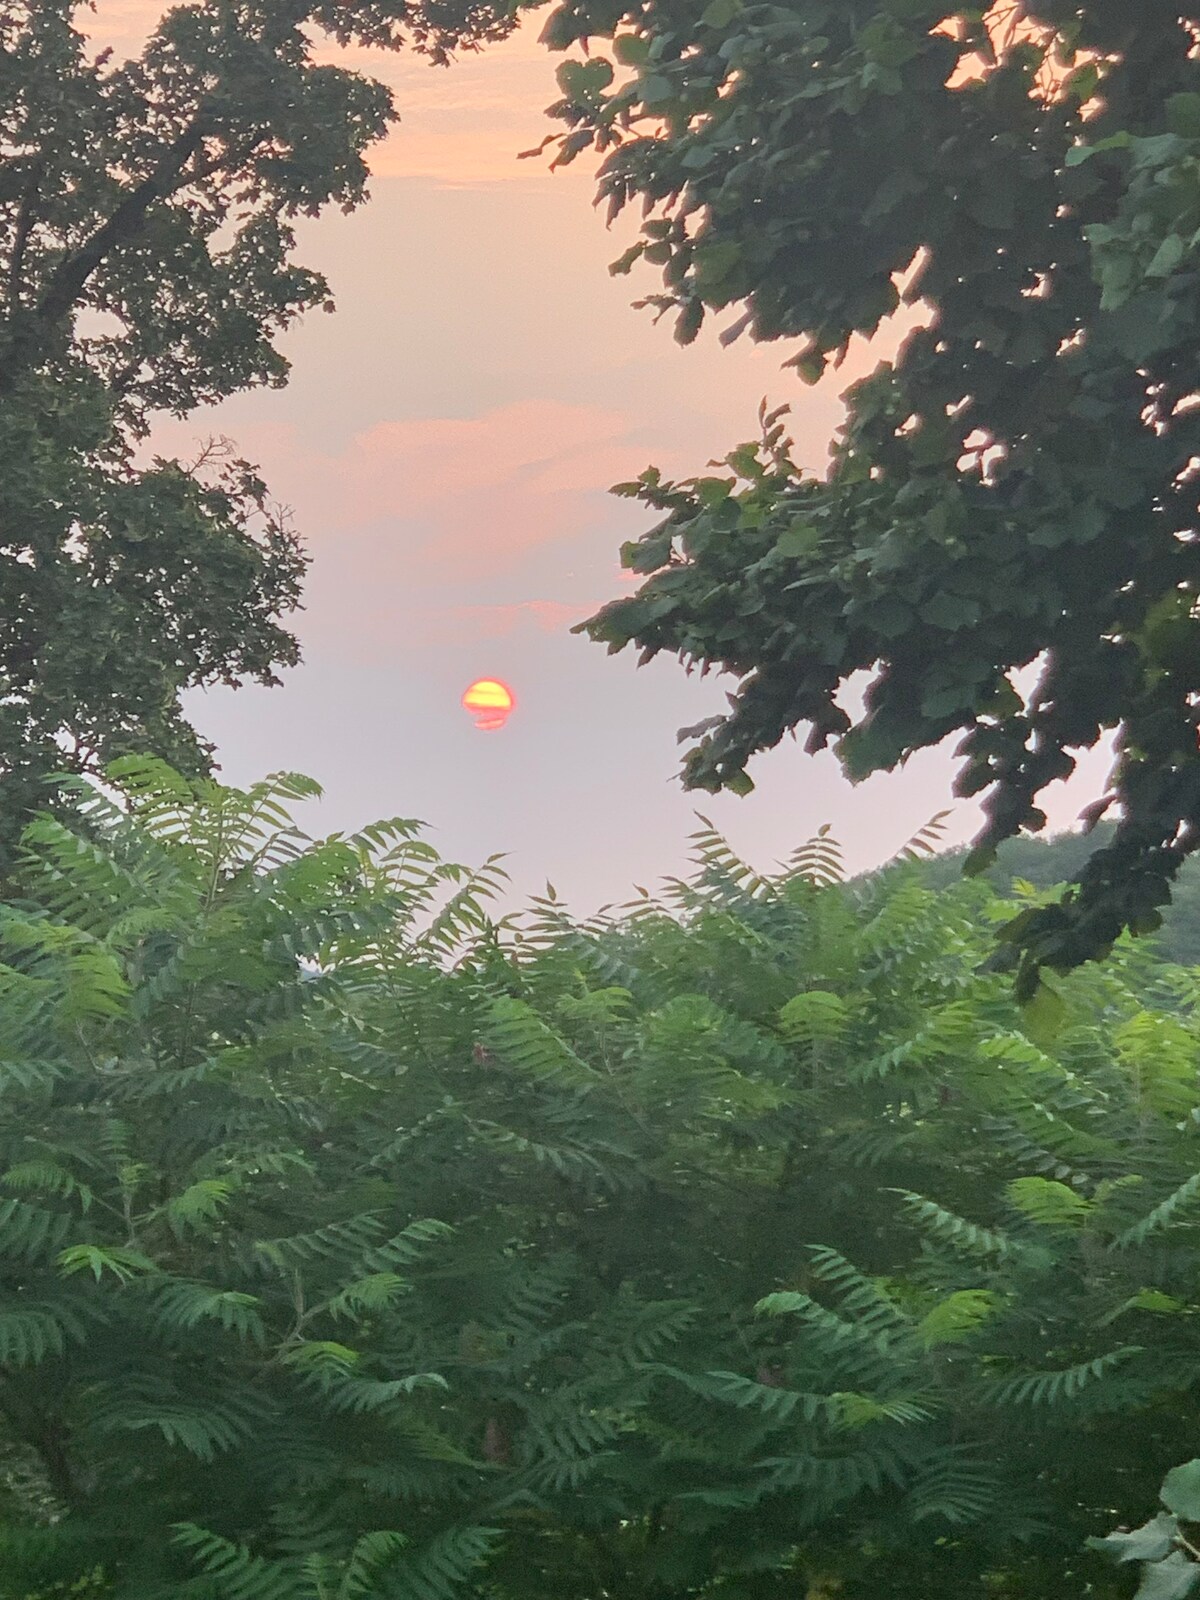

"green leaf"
[921,592,979,631]
[57,1244,158,1284]
[1167,93,1200,138]
[1135,1551,1200,1600]
[917,1289,999,1348]
[1125,1289,1186,1315]
[1089,1513,1180,1565]
[694,476,735,507]
[1163,1461,1200,1522]
[1066,130,1132,164]
[1147,234,1186,279]
[778,990,848,1043]
[555,58,614,98]
[961,843,997,878]
[640,75,676,106]
[692,241,742,289]
[1006,1177,1091,1228]
[775,524,820,559]
[1065,62,1100,102]
[165,1178,237,1236]
[613,33,650,66]
[1020,982,1066,1047]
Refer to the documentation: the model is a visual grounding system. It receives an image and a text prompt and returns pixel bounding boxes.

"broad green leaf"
[775,524,820,559]
[1088,1514,1179,1565]
[613,33,650,66]
[1135,1551,1200,1600]
[1147,234,1186,279]
[1163,1461,1200,1522]
[701,0,740,26]
[1127,1289,1186,1315]
[1020,982,1067,1047]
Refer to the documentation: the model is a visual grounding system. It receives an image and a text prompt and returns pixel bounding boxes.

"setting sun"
[462,678,515,731]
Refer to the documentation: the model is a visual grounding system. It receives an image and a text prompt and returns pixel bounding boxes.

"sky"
[96,6,1112,912]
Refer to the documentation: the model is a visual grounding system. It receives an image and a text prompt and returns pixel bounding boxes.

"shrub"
[0,765,1195,1598]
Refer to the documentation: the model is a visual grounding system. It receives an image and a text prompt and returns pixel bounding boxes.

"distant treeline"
[920,823,1200,968]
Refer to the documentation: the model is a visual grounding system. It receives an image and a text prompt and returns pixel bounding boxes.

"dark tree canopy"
[0,0,512,863]
[548,0,1200,990]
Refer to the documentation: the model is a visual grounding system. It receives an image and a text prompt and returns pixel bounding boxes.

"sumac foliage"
[0,766,1196,1596]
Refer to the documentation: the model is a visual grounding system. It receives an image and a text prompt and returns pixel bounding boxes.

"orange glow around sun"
[462,678,515,731]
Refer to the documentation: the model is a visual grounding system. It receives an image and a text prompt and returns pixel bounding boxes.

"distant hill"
[918,822,1200,967]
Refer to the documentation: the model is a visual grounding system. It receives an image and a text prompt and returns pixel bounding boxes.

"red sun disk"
[462,678,515,731]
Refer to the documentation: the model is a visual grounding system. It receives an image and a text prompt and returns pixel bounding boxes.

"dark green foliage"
[1091,1458,1200,1598]
[0,761,513,1598]
[0,765,1199,1596]
[0,0,512,863]
[921,823,1124,901]
[547,0,1200,985]
[921,822,1200,967]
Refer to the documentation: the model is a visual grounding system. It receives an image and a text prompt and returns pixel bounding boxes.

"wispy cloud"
[149,400,642,663]
[223,399,639,571]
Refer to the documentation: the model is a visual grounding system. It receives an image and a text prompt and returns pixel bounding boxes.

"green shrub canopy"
[0,763,1197,1598]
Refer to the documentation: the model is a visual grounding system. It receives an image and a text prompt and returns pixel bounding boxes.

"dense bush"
[1,765,1199,1597]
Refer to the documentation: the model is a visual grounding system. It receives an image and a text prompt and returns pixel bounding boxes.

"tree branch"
[0,115,210,397]
[34,119,208,329]
[6,155,44,311]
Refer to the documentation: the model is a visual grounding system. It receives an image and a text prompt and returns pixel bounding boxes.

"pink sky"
[96,5,1111,909]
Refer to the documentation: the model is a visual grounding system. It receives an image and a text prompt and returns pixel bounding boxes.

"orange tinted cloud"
[228,399,640,573]
[146,400,643,662]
